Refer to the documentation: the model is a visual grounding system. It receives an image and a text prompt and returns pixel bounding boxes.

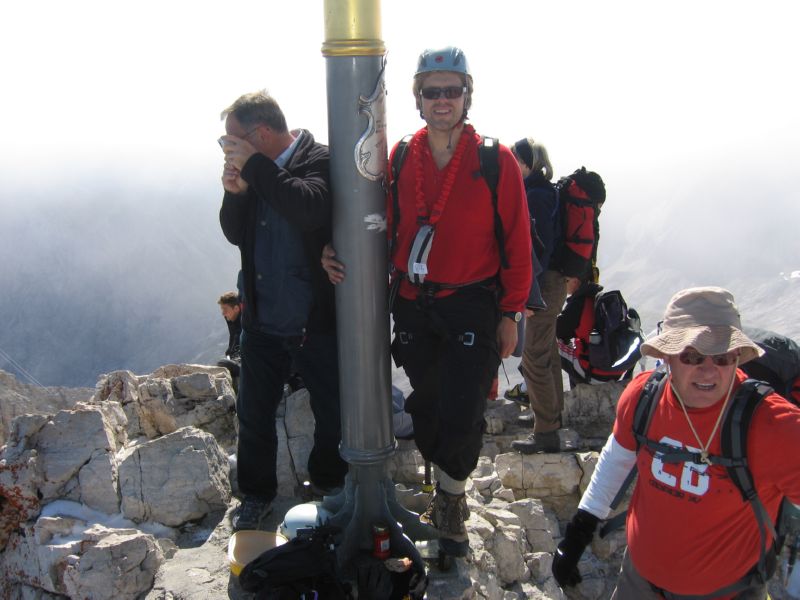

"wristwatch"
[502,311,523,323]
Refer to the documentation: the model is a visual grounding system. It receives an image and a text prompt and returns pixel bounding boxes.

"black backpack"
[741,326,800,401]
[601,370,794,599]
[552,167,605,280]
[588,290,643,373]
[239,526,352,599]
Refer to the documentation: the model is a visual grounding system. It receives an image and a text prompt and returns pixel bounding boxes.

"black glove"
[552,509,599,587]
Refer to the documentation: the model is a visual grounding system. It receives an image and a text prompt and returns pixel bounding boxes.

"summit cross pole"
[321,0,428,572]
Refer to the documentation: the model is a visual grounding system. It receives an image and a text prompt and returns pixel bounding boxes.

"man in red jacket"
[324,47,531,556]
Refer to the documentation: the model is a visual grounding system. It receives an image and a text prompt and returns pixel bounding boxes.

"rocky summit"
[0,366,795,599]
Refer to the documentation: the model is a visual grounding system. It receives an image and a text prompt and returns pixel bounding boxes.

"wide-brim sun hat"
[641,286,764,365]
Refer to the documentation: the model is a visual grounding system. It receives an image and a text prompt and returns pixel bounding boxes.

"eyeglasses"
[419,86,467,100]
[677,348,739,366]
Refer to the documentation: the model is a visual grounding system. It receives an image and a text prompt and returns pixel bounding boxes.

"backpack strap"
[631,366,669,450]
[389,134,414,259]
[720,378,777,584]
[392,135,508,270]
[478,136,509,269]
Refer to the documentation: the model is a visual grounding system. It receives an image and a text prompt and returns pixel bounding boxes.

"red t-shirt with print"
[613,370,800,597]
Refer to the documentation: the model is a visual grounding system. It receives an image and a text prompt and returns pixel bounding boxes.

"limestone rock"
[562,381,627,440]
[496,452,582,498]
[150,363,228,380]
[0,516,164,600]
[387,439,426,486]
[78,449,121,515]
[118,427,230,526]
[283,388,314,438]
[506,498,559,553]
[0,369,92,448]
[0,405,123,549]
[0,452,40,553]
[35,406,119,503]
[488,525,528,585]
[62,529,164,600]
[93,367,237,451]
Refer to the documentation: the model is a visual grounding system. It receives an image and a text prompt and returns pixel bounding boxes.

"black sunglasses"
[677,348,739,366]
[419,86,467,100]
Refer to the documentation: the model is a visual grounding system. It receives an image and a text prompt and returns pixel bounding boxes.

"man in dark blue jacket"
[219,90,347,530]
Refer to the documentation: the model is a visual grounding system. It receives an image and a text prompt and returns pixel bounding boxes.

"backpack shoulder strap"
[389,134,414,258]
[721,378,778,582]
[478,136,509,269]
[631,366,669,449]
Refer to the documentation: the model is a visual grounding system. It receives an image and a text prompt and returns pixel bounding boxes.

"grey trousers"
[611,549,767,600]
[520,269,567,433]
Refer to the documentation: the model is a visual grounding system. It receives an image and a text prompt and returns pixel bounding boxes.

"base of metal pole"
[320,466,437,575]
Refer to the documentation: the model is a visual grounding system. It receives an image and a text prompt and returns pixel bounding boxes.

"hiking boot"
[420,486,470,543]
[517,411,534,427]
[232,496,273,531]
[512,430,561,454]
[504,383,529,405]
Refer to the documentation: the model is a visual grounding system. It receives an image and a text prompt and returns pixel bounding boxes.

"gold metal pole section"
[322,0,385,57]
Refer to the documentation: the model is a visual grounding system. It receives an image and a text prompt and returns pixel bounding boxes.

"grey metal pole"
[321,0,428,571]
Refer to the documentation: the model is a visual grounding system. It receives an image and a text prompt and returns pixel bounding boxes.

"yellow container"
[228,530,288,577]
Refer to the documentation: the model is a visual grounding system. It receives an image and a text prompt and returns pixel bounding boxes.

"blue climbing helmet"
[415,46,471,78]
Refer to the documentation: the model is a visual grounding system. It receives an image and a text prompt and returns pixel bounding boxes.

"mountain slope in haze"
[1,149,798,387]
[0,169,237,387]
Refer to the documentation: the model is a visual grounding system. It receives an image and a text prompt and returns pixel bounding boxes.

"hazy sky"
[2,0,799,384]
[2,0,798,188]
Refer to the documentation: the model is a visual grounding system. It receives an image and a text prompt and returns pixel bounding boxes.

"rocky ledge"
[0,367,794,599]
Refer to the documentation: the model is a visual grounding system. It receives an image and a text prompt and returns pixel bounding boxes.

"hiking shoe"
[511,430,561,454]
[231,496,272,531]
[504,383,529,405]
[420,486,470,542]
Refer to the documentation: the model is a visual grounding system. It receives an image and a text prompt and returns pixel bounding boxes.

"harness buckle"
[458,332,475,347]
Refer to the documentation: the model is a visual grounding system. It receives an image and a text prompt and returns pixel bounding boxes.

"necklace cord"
[669,356,740,464]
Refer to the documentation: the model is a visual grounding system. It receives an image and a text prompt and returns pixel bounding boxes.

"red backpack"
[552,167,605,279]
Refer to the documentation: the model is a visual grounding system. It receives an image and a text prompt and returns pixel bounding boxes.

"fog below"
[1,148,798,387]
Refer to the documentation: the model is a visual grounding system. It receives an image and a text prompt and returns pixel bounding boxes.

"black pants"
[392,287,500,481]
[237,328,348,500]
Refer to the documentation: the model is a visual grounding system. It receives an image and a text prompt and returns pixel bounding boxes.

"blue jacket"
[219,130,336,334]
[524,172,560,277]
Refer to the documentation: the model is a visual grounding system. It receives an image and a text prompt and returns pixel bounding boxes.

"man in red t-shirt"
[323,47,531,556]
[551,287,800,599]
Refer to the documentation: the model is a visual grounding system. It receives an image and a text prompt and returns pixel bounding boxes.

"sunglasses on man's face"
[419,86,467,100]
[677,349,739,366]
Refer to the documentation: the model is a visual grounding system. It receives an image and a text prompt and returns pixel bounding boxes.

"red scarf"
[411,124,474,226]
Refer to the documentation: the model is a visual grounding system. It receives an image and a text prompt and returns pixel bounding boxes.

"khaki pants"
[520,269,567,433]
[612,548,768,600]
